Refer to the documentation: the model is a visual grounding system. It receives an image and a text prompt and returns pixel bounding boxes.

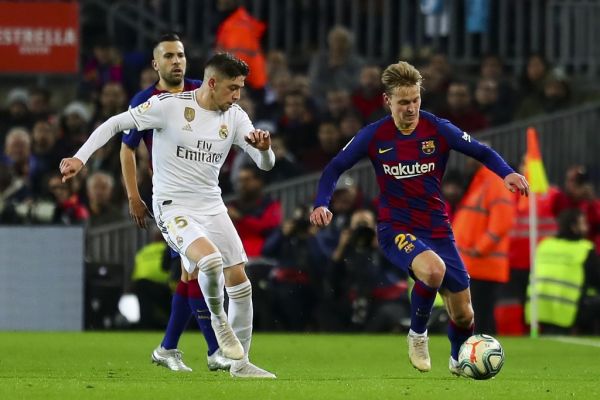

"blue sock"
[188,279,220,356]
[161,281,192,350]
[410,280,439,334]
[448,319,474,360]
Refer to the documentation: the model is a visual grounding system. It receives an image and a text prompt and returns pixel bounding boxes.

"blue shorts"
[377,225,469,293]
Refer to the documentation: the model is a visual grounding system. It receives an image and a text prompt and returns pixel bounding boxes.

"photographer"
[327,209,409,332]
[262,205,322,331]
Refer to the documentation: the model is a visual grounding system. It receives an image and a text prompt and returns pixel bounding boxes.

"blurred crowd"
[1,2,599,334]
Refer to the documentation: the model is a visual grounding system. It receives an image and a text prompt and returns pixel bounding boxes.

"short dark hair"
[153,33,182,51]
[556,208,583,239]
[205,52,249,79]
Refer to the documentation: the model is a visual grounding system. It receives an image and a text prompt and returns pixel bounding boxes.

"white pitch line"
[544,336,600,348]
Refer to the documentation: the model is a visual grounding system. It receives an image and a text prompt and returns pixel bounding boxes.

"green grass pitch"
[1,332,599,400]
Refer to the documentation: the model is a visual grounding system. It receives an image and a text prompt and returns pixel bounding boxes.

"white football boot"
[151,346,192,372]
[230,358,276,379]
[449,356,462,376]
[207,349,233,371]
[407,332,431,372]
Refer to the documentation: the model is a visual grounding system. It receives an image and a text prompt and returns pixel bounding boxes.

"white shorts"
[153,201,248,273]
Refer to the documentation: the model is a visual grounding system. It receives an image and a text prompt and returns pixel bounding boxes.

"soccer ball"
[458,334,505,380]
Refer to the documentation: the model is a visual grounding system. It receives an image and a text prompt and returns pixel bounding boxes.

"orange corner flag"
[526,127,549,194]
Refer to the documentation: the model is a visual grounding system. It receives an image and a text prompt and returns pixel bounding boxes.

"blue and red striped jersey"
[314,110,514,239]
[121,78,202,155]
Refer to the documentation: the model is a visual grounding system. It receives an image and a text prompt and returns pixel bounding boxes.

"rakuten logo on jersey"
[383,162,435,179]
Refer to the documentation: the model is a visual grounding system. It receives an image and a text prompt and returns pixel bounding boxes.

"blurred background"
[0,0,598,336]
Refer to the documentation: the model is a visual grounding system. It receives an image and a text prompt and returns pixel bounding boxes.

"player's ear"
[383,92,391,106]
[151,59,158,71]
[208,78,217,90]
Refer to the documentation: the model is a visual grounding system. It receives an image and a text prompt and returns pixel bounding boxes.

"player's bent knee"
[413,253,446,287]
[197,252,223,275]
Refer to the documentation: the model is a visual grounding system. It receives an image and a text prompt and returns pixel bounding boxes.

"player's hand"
[128,197,152,229]
[309,206,333,227]
[245,129,271,151]
[59,157,84,183]
[504,172,529,196]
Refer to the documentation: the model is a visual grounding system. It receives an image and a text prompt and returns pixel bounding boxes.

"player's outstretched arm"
[309,206,333,227]
[504,172,529,196]
[59,111,138,182]
[120,143,151,229]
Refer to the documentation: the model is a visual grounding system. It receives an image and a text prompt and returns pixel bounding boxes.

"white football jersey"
[128,90,254,214]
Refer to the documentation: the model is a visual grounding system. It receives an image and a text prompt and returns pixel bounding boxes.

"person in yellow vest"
[131,230,173,329]
[453,157,516,334]
[526,209,600,334]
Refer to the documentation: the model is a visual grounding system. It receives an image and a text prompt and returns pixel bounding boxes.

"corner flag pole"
[528,190,539,338]
[525,127,549,338]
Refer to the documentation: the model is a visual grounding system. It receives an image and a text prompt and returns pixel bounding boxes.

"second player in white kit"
[60,53,276,378]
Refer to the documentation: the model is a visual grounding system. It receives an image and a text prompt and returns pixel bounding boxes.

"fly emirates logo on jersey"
[382,161,436,180]
[176,140,224,164]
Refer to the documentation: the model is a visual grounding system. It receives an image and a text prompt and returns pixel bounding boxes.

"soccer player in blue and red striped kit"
[310,61,529,374]
[120,33,230,372]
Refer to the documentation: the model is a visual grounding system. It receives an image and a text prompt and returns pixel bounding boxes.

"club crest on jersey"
[421,140,436,155]
[184,107,195,122]
[218,124,229,139]
[136,101,151,114]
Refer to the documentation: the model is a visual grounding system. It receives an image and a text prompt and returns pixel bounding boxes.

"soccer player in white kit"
[60,53,276,378]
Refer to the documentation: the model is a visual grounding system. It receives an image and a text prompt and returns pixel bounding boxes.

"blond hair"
[381,61,423,95]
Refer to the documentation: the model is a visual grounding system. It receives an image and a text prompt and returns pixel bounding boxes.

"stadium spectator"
[0,88,32,142]
[552,165,600,252]
[453,157,516,334]
[58,101,92,157]
[3,127,33,182]
[80,37,123,101]
[277,90,319,158]
[352,65,386,122]
[324,88,356,123]
[525,209,600,334]
[516,70,575,120]
[300,120,344,172]
[30,120,62,195]
[518,53,549,100]
[262,205,321,331]
[474,77,513,126]
[85,171,123,227]
[439,81,488,134]
[28,87,53,121]
[46,172,89,225]
[339,111,364,141]
[308,25,364,107]
[227,165,282,259]
[91,81,128,127]
[478,54,516,106]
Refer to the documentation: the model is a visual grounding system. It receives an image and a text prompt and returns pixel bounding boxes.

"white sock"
[197,252,227,323]
[226,280,253,356]
[409,329,428,337]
